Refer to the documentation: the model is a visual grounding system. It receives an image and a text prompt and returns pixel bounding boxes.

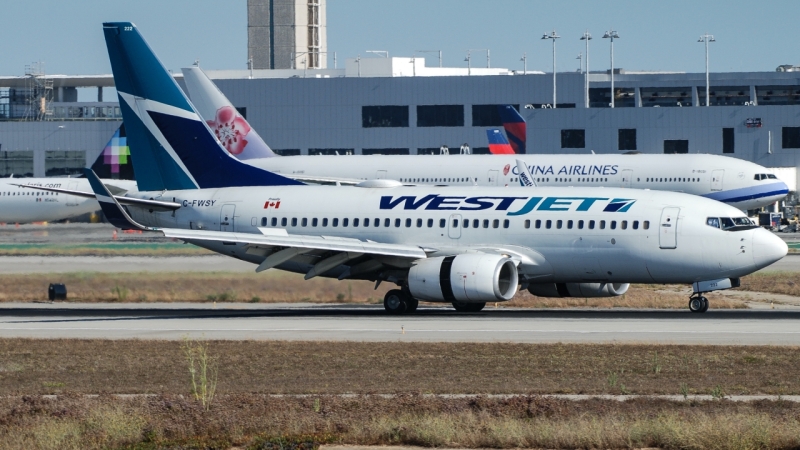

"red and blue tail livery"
[498,105,526,154]
[486,129,516,155]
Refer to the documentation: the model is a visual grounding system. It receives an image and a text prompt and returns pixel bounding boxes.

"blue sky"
[0,0,797,77]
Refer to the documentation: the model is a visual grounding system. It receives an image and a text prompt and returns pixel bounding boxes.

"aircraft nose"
[752,228,788,270]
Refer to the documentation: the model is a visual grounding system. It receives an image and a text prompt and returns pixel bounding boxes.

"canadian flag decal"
[264,199,281,209]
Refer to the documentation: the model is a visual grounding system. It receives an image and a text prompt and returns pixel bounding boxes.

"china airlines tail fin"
[181,66,277,160]
[498,105,526,154]
[102,22,301,192]
[89,124,135,180]
[486,129,517,155]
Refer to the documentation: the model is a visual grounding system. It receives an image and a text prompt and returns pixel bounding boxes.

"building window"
[756,85,800,106]
[362,148,410,155]
[0,150,34,178]
[618,129,637,151]
[640,87,693,107]
[783,127,800,149]
[274,149,301,156]
[471,104,519,126]
[417,105,464,127]
[698,86,750,106]
[722,128,734,153]
[309,148,354,156]
[235,106,247,119]
[664,140,689,154]
[45,150,86,177]
[362,105,409,128]
[561,129,585,148]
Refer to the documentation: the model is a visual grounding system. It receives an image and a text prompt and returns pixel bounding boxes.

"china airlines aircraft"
[27,22,783,317]
[0,125,138,223]
[182,67,788,211]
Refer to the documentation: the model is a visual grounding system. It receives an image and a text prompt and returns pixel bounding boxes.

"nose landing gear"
[689,294,709,313]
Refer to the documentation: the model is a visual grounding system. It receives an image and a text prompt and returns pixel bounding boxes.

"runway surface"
[3,303,800,345]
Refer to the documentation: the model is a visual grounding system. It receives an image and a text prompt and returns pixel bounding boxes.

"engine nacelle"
[408,254,519,303]
[527,282,630,298]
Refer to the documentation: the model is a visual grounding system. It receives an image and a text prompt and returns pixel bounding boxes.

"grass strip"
[0,271,747,308]
[2,394,799,450]
[1,340,798,396]
[0,243,211,257]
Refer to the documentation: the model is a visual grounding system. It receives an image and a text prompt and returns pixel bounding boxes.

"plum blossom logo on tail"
[207,106,250,155]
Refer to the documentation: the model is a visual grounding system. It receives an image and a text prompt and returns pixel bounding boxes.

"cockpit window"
[707,216,757,231]
[767,174,777,179]
[755,173,779,181]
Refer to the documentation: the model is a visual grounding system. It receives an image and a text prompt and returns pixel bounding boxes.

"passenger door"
[659,207,679,249]
[448,214,462,239]
[376,170,387,180]
[66,182,79,206]
[621,169,633,188]
[220,204,235,232]
[487,170,499,185]
[711,169,724,191]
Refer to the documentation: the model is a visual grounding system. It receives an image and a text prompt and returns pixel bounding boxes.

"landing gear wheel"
[405,298,419,313]
[384,290,407,315]
[689,296,708,313]
[452,301,486,313]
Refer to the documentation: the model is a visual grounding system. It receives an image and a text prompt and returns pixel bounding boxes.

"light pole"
[580,31,592,108]
[541,30,560,108]
[464,51,471,76]
[698,33,715,107]
[520,52,527,75]
[602,29,619,108]
[416,50,442,67]
[576,53,582,73]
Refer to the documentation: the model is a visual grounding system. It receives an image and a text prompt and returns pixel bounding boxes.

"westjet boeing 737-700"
[182,66,789,211]
[38,22,779,315]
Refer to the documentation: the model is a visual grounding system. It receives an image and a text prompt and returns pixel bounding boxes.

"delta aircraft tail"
[102,22,301,191]
[486,129,516,155]
[89,124,135,180]
[181,66,276,160]
[498,105,526,154]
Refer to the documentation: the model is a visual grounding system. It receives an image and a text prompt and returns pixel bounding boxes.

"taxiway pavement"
[2,303,800,345]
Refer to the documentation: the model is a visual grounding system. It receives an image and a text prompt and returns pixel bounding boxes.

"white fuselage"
[125,184,786,285]
[251,153,788,211]
[0,179,138,223]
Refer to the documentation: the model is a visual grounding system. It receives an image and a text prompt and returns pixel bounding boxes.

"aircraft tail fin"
[102,22,302,192]
[486,129,516,155]
[515,159,536,187]
[182,66,277,160]
[89,124,135,180]
[498,105,526,154]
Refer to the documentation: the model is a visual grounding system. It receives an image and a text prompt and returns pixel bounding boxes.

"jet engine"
[527,282,630,298]
[408,254,518,303]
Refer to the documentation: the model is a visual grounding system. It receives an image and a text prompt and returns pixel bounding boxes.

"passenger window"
[546,220,552,229]
[484,219,490,228]
[291,218,298,227]
[473,219,480,228]
[395,218,401,227]
[332,218,339,227]
[567,220,573,229]
[621,220,627,230]
[261,217,267,227]
[452,219,459,228]
[503,219,509,228]
[363,218,369,227]
[271,217,278,226]
[578,220,584,229]
[323,218,329,227]
[353,218,359,227]
[610,221,616,230]
[492,219,499,228]
[633,220,639,230]
[556,220,563,229]
[524,219,531,229]
[281,218,288,227]
[463,219,469,228]
[301,218,308,227]
[406,218,412,227]
[313,218,318,227]
[384,218,390,227]
[440,219,446,228]
[643,221,650,230]
[342,218,348,227]
[600,220,606,229]
[427,218,433,227]
[535,219,542,229]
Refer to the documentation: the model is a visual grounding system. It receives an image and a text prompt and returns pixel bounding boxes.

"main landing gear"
[689,294,709,313]
[383,289,418,314]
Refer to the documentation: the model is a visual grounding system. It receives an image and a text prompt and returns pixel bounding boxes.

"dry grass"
[740,272,800,297]
[0,243,210,257]
[2,340,800,396]
[2,394,800,450]
[0,271,750,309]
